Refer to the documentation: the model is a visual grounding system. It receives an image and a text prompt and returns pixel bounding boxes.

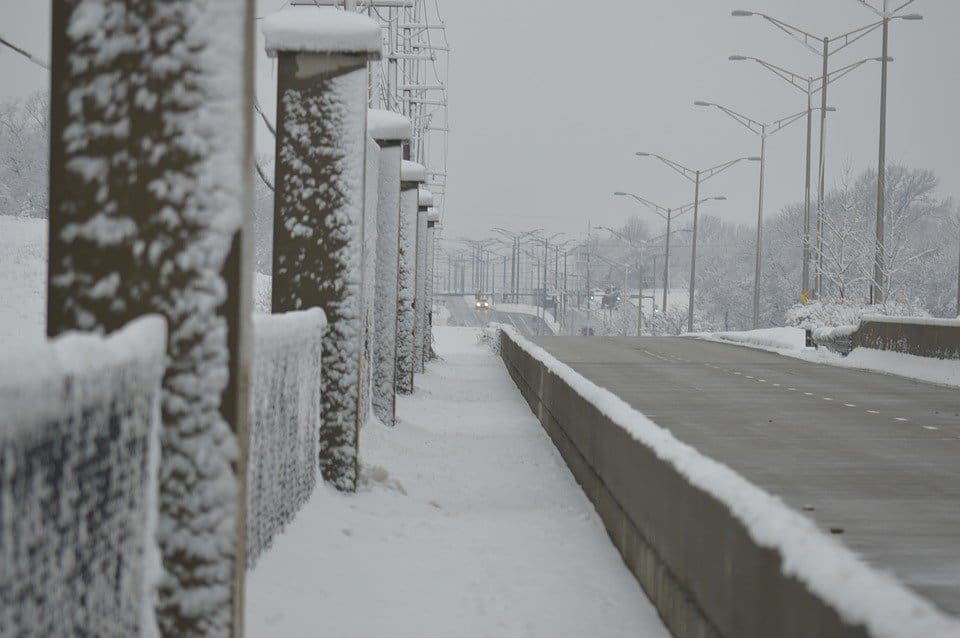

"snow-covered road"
[245,327,669,637]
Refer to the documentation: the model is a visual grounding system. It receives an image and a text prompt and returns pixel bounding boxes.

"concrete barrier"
[853,315,960,360]
[498,327,960,638]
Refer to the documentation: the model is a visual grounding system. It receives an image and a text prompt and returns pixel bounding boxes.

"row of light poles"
[615,3,921,331]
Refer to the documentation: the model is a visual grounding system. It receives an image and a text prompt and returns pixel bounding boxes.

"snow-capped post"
[263,5,381,492]
[47,2,255,635]
[397,160,427,394]
[414,188,434,373]
[424,207,442,362]
[368,110,412,425]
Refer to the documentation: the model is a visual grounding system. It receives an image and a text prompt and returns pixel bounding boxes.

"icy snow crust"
[263,7,382,56]
[51,2,250,634]
[0,317,166,637]
[247,309,326,566]
[367,109,411,142]
[501,326,960,638]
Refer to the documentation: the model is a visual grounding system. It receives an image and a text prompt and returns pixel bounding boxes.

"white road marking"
[894,417,908,422]
[757,379,767,383]
[745,375,754,380]
[823,397,834,402]
[867,410,880,415]
[923,426,939,431]
[844,403,856,408]
[787,387,797,391]
[772,383,781,387]
[804,392,813,396]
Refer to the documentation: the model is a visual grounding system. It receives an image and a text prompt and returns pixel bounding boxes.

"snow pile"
[0,317,166,637]
[501,327,960,638]
[254,272,272,314]
[263,6,382,57]
[248,309,327,566]
[367,109,411,142]
[245,327,669,638]
[784,300,929,331]
[698,326,807,352]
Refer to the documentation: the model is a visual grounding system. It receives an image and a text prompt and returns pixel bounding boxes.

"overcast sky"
[3,1,958,242]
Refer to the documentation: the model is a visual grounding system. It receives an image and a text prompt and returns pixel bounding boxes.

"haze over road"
[532,335,960,615]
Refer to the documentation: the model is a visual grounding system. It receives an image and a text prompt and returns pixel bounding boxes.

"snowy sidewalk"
[245,327,668,638]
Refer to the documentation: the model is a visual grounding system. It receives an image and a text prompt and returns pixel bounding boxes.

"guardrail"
[0,318,166,636]
[498,325,960,638]
[853,315,960,360]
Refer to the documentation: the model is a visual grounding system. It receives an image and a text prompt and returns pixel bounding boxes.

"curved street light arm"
[768,108,810,136]
[702,102,765,136]
[745,56,812,94]
[828,20,885,56]
[639,153,698,183]
[700,156,756,182]
[614,192,671,219]
[750,12,824,56]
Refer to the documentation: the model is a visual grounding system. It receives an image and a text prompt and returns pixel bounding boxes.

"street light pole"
[754,126,767,329]
[663,209,671,313]
[694,101,810,328]
[817,36,829,299]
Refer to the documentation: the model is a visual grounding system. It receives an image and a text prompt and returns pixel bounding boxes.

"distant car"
[475,296,490,310]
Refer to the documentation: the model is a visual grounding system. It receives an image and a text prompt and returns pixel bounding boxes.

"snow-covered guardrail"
[498,325,960,638]
[853,315,960,360]
[0,317,166,637]
[247,309,326,566]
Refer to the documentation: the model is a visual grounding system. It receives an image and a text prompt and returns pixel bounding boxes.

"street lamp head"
[635,152,650,157]
[731,10,754,17]
[899,13,923,20]
[728,55,749,61]
[694,100,712,107]
[747,156,761,161]
[713,196,728,201]
[613,191,629,197]
[825,106,837,112]
[872,56,894,62]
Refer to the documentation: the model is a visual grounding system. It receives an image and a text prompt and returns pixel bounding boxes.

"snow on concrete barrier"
[498,326,960,638]
[396,161,427,394]
[854,315,960,360]
[247,309,326,566]
[0,317,166,637]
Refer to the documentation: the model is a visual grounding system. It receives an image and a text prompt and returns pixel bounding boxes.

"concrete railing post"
[396,161,427,394]
[368,110,412,426]
[414,188,434,373]
[424,208,441,361]
[263,6,381,492]
[48,2,255,634]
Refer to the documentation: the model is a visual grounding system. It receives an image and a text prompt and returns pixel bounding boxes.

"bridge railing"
[853,315,960,360]
[0,317,166,636]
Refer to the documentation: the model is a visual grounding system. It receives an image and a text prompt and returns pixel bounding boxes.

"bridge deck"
[531,335,960,616]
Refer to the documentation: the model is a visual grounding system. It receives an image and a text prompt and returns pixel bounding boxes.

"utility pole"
[872,10,889,304]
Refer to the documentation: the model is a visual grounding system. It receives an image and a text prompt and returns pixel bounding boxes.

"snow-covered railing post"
[368,110,412,425]
[424,208,441,362]
[47,3,255,635]
[414,188,434,373]
[263,5,381,492]
[396,160,427,394]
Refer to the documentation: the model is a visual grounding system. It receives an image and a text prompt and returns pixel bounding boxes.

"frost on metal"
[395,185,420,395]
[0,317,166,637]
[371,143,403,425]
[271,56,369,491]
[247,309,326,566]
[47,2,251,634]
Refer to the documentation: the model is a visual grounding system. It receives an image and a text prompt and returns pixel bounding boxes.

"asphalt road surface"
[530,335,960,615]
[441,296,553,337]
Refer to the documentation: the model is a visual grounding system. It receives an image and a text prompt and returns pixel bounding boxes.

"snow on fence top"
[500,325,960,638]
[263,6,382,57]
[401,160,427,183]
[368,109,412,142]
[0,316,166,637]
[418,188,434,208]
[248,308,327,566]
